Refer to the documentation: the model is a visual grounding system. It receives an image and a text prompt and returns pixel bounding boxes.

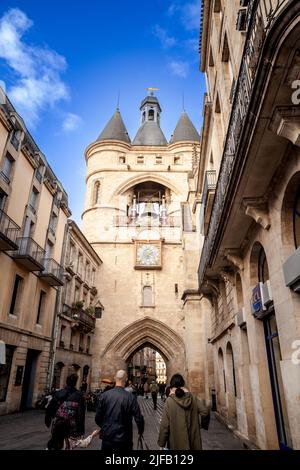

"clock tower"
[81,91,211,398]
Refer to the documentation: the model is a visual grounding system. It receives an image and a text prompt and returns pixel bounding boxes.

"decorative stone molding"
[219,269,236,286]
[269,106,300,147]
[201,278,220,297]
[224,249,244,271]
[243,197,271,230]
[181,289,201,304]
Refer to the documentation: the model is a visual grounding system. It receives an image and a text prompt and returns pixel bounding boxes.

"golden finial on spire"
[147,87,160,96]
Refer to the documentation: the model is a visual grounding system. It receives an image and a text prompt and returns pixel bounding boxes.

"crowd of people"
[44,371,210,451]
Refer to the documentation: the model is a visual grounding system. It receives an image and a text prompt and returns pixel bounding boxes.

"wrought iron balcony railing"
[39,258,64,286]
[62,304,96,332]
[198,0,288,286]
[0,209,20,251]
[13,237,45,271]
[0,171,10,185]
[201,170,217,209]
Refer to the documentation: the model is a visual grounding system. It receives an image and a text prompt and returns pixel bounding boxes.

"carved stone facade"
[81,93,209,398]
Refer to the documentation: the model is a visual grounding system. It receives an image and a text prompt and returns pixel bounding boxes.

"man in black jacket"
[95,370,144,450]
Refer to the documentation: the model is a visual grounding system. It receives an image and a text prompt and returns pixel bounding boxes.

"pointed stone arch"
[111,174,181,202]
[100,317,186,381]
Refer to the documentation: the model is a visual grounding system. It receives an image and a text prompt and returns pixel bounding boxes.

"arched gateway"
[82,91,207,398]
[100,318,186,382]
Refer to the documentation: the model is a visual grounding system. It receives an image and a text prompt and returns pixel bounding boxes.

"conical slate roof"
[133,121,167,146]
[97,109,131,143]
[170,112,200,143]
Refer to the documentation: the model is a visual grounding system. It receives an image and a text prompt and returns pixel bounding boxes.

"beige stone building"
[0,89,71,414]
[81,91,209,397]
[51,220,103,390]
[197,0,300,450]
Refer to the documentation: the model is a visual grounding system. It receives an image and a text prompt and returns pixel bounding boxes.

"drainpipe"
[47,221,70,390]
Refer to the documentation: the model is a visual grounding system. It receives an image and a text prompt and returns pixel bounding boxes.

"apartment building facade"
[197,0,300,450]
[0,89,71,414]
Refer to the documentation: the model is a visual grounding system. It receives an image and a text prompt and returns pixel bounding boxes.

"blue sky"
[0,1,205,224]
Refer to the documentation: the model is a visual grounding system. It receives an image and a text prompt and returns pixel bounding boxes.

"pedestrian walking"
[45,374,86,450]
[158,373,210,450]
[150,380,158,410]
[95,370,144,451]
[143,381,149,399]
[159,383,166,400]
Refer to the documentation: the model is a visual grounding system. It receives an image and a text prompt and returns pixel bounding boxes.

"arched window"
[142,111,146,123]
[142,286,153,307]
[236,273,244,311]
[293,188,300,248]
[148,109,154,121]
[226,342,237,397]
[93,181,101,205]
[218,348,226,406]
[258,246,269,283]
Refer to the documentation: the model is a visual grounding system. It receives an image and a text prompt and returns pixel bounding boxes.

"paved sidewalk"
[0,397,245,450]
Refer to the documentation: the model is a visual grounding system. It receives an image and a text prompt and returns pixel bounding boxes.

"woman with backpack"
[45,374,86,450]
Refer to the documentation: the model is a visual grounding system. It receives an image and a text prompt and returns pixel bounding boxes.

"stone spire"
[132,92,167,146]
[97,109,131,143]
[170,112,200,143]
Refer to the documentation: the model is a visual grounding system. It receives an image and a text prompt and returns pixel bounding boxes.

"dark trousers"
[151,392,157,410]
[101,440,133,451]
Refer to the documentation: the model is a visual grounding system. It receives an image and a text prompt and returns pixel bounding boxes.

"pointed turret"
[170,112,200,143]
[132,92,167,146]
[97,109,131,143]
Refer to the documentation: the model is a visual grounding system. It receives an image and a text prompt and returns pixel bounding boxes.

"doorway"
[20,349,40,410]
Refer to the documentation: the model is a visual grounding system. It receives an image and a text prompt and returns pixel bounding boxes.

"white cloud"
[153,24,177,49]
[167,1,200,31]
[168,60,190,78]
[62,113,82,133]
[0,8,69,127]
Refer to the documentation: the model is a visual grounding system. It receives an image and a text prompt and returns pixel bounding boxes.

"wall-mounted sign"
[251,282,265,316]
[15,365,24,386]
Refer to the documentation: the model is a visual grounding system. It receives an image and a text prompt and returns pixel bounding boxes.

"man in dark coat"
[95,370,144,450]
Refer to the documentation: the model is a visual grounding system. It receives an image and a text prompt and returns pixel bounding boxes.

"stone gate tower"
[82,92,211,398]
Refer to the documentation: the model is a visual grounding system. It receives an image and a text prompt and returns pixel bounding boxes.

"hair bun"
[175,387,185,398]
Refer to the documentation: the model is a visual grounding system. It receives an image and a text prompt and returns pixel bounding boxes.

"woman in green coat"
[158,374,210,450]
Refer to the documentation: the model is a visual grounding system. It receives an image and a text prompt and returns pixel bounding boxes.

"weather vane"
[147,87,160,96]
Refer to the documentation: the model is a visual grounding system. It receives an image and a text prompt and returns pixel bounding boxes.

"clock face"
[136,244,160,267]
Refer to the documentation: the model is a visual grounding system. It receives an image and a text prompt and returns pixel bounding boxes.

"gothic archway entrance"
[100,317,186,383]
[127,344,167,385]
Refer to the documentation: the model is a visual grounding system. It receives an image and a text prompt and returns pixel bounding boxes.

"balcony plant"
[73,300,84,309]
[85,306,95,317]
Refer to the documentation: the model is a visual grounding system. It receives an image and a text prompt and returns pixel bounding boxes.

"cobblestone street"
[0,397,245,450]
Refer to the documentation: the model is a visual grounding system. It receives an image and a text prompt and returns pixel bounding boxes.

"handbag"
[137,434,149,450]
